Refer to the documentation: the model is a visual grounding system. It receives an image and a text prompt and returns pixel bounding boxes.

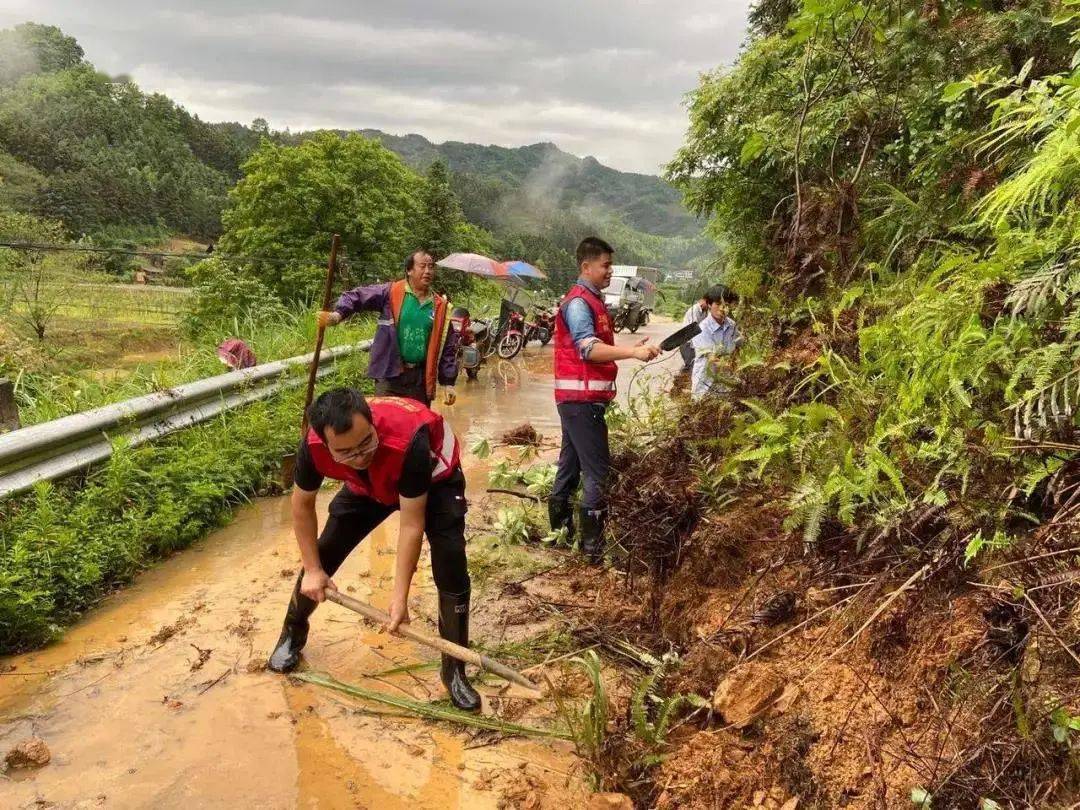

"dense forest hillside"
[580,0,1080,805]
[355,130,700,238]
[0,22,708,280]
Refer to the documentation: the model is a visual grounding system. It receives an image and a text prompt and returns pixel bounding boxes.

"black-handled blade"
[659,322,701,352]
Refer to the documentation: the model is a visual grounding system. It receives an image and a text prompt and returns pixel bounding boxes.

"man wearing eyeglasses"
[317,250,459,406]
[267,388,480,711]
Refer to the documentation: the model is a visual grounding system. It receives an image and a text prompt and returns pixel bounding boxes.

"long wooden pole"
[325,589,541,693]
[301,234,341,435]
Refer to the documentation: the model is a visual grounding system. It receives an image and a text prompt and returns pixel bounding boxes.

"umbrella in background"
[437,253,546,281]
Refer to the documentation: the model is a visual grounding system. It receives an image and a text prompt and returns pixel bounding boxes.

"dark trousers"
[375,365,430,405]
[301,470,470,619]
[679,341,695,373]
[552,402,610,510]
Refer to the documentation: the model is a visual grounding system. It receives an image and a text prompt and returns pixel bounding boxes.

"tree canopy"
[219,132,424,300]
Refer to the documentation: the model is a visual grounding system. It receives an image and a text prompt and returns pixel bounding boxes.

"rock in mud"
[4,736,51,770]
[587,794,634,810]
[712,663,787,728]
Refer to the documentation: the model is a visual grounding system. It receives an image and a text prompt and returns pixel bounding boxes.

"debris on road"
[5,737,51,770]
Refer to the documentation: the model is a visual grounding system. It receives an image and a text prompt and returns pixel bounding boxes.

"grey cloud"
[0,0,750,173]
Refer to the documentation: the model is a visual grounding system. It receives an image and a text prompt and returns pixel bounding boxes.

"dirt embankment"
[532,329,1080,809]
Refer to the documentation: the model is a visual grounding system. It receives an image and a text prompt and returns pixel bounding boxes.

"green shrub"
[182,257,287,337]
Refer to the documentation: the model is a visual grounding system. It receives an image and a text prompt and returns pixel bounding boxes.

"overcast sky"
[0,1,750,174]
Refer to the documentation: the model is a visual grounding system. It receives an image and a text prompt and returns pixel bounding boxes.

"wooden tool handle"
[324,589,540,692]
[300,233,341,436]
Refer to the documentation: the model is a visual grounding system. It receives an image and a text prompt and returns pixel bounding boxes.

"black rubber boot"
[548,496,574,540]
[438,590,482,712]
[579,506,606,566]
[267,573,317,673]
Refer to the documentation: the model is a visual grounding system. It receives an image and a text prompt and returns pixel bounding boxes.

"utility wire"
[0,240,368,268]
[0,239,688,282]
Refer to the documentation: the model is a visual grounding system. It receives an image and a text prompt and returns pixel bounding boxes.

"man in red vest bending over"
[550,237,660,564]
[267,388,480,711]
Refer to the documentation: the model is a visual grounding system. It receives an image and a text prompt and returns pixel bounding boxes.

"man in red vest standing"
[550,237,660,564]
[267,388,480,711]
[318,250,459,406]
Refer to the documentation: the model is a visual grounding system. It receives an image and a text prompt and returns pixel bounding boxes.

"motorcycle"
[496,307,526,359]
[524,305,555,346]
[610,302,648,334]
[451,307,488,380]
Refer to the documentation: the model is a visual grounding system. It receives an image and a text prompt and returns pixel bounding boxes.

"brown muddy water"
[0,320,680,809]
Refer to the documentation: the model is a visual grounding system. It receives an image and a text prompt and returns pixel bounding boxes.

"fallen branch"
[522,645,599,674]
[196,668,231,695]
[295,671,570,739]
[486,488,541,502]
[982,546,1080,572]
[803,564,929,681]
[744,592,860,662]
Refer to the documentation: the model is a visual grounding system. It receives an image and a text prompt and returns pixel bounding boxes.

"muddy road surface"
[0,318,681,809]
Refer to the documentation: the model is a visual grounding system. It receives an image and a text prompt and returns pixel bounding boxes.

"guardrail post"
[0,378,19,433]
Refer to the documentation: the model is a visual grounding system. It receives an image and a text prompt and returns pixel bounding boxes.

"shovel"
[658,321,702,352]
[325,589,542,694]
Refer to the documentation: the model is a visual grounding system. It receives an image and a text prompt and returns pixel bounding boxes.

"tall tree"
[417,160,464,259]
[0,211,71,341]
[0,23,84,84]
[219,132,423,301]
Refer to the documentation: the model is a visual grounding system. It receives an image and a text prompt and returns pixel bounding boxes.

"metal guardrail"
[0,341,371,500]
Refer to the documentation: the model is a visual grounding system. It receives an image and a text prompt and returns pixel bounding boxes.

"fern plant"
[628,661,710,768]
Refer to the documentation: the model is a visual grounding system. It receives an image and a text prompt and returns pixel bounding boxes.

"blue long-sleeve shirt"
[561,279,603,360]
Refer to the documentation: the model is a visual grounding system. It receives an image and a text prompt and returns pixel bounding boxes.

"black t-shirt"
[294,426,433,498]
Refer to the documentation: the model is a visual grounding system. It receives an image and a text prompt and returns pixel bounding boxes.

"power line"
[0,239,690,282]
[0,240,368,268]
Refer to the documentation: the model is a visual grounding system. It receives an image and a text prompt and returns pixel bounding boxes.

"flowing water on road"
[0,319,681,809]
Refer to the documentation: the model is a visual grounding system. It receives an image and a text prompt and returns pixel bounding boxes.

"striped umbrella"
[436,253,546,280]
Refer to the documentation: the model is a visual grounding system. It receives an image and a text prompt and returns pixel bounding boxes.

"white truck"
[605,265,659,333]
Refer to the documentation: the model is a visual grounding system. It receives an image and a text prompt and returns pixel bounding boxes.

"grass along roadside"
[6,309,375,426]
[0,347,372,653]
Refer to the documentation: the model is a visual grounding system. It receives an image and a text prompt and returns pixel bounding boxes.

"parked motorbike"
[610,303,647,334]
[451,306,485,380]
[497,308,526,359]
[524,305,555,346]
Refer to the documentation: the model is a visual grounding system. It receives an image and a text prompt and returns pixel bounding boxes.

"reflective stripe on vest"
[553,379,618,391]
[431,418,458,479]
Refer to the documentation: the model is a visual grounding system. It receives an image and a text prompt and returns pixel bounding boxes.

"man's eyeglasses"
[328,434,378,461]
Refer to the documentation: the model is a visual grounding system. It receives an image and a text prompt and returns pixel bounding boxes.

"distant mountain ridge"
[355,130,700,238]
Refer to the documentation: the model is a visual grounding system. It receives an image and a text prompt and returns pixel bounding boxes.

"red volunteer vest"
[553,283,618,403]
[305,397,460,506]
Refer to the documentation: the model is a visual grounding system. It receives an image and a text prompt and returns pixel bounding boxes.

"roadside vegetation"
[465,2,1080,807]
